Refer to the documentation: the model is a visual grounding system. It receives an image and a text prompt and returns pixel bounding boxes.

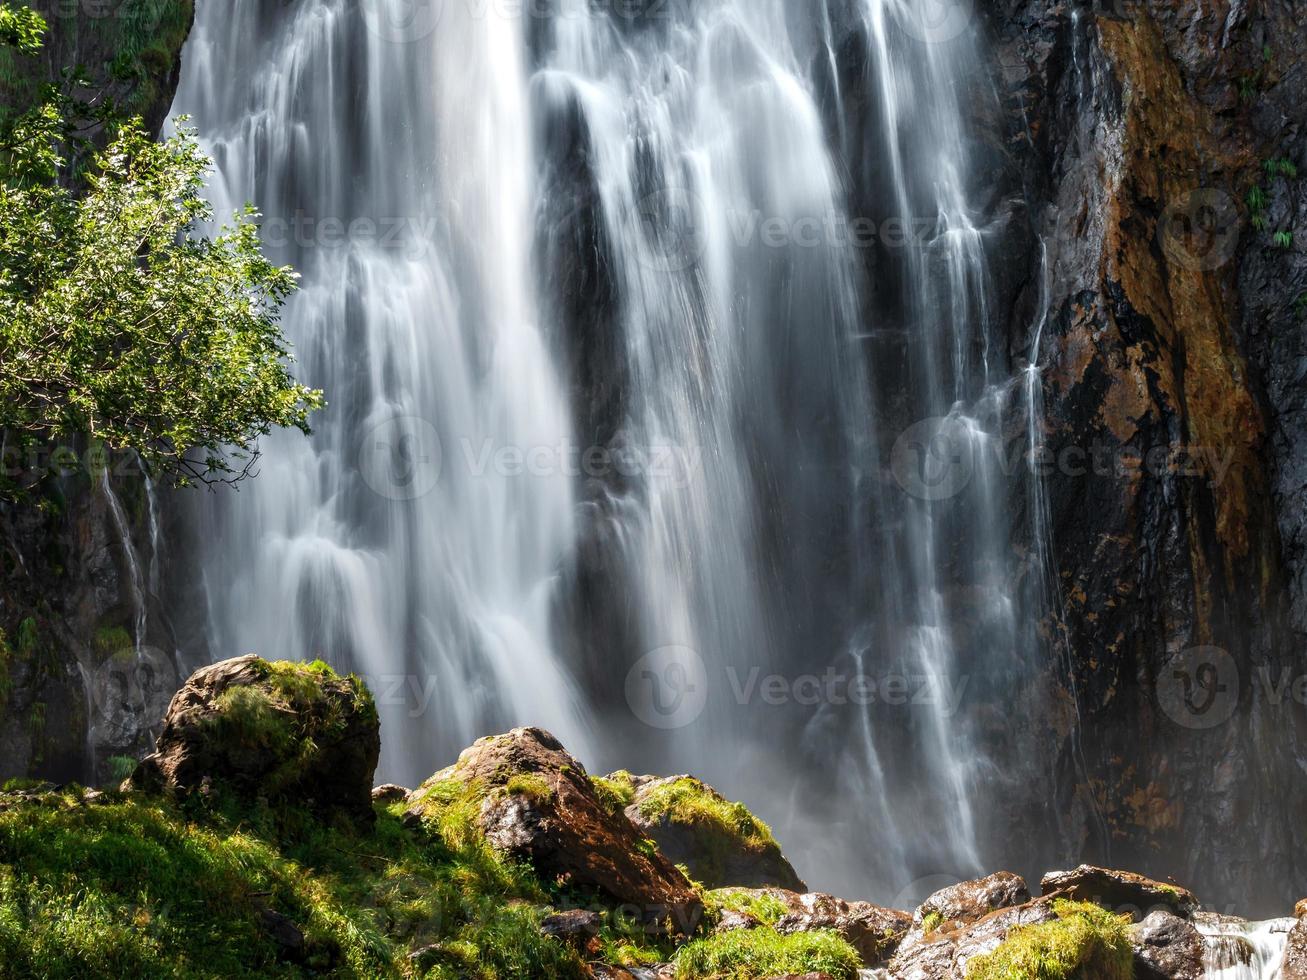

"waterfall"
[99,468,146,653]
[1197,918,1294,980]
[172,0,1044,902]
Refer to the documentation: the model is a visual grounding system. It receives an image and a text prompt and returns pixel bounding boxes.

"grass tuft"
[963,900,1133,980]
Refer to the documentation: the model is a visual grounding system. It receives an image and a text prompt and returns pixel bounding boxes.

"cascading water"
[171,0,1050,903]
[1197,918,1295,980]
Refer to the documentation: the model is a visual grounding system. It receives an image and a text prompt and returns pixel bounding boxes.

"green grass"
[0,785,597,979]
[963,900,1133,980]
[637,778,778,852]
[591,770,637,814]
[706,889,790,927]
[672,927,861,980]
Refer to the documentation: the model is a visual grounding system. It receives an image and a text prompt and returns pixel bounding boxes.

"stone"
[888,898,1060,980]
[1129,910,1205,980]
[1040,865,1198,920]
[1283,919,1307,980]
[623,774,806,891]
[540,909,602,954]
[915,872,1031,928]
[370,784,409,804]
[124,655,379,823]
[404,728,701,934]
[707,887,911,968]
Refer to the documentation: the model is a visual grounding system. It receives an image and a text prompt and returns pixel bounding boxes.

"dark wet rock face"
[1129,910,1205,980]
[404,727,702,933]
[126,655,379,823]
[977,0,1307,912]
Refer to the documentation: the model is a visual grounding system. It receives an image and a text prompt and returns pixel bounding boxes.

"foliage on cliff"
[0,4,320,495]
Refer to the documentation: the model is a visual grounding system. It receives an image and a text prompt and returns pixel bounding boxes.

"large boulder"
[1041,866,1199,920]
[708,887,910,968]
[1284,919,1307,980]
[888,897,1060,980]
[1129,910,1205,980]
[125,655,379,823]
[403,728,701,933]
[914,872,1031,929]
[618,773,805,891]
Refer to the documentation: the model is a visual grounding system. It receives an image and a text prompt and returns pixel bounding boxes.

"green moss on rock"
[672,926,862,979]
[964,900,1134,980]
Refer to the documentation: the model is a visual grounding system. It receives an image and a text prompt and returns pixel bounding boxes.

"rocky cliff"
[981,0,1307,912]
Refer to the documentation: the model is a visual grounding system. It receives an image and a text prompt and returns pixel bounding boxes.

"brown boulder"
[1284,919,1307,980]
[1129,910,1205,980]
[125,655,379,823]
[889,898,1060,980]
[371,784,409,804]
[622,774,806,891]
[915,872,1031,929]
[1297,899,1307,920]
[404,728,701,933]
[1041,865,1198,920]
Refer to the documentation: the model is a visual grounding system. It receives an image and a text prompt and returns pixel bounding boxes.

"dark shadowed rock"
[915,872,1031,928]
[540,909,602,954]
[622,774,806,891]
[404,728,701,933]
[370,784,409,804]
[1129,910,1205,980]
[258,907,305,962]
[124,655,379,823]
[1041,866,1198,920]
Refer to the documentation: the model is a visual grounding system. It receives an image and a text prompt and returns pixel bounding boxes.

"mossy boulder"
[620,773,805,892]
[708,887,910,968]
[403,727,702,934]
[963,900,1133,980]
[125,654,379,824]
[1040,865,1198,921]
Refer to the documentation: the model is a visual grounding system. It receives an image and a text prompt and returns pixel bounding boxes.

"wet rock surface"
[1129,910,1206,980]
[914,871,1031,928]
[1284,918,1307,980]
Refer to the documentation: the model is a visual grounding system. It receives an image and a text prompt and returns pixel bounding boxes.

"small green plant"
[504,773,553,802]
[964,900,1133,980]
[707,889,791,927]
[105,755,138,784]
[1274,230,1294,249]
[591,770,637,814]
[1265,157,1299,179]
[1293,292,1307,319]
[673,927,861,980]
[922,909,945,935]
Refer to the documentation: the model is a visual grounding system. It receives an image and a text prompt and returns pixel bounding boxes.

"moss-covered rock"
[125,655,379,824]
[0,782,602,978]
[963,900,1134,980]
[671,925,862,979]
[623,774,805,892]
[404,728,702,935]
[1040,865,1198,921]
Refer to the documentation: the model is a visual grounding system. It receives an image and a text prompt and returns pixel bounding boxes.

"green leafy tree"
[0,5,322,491]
